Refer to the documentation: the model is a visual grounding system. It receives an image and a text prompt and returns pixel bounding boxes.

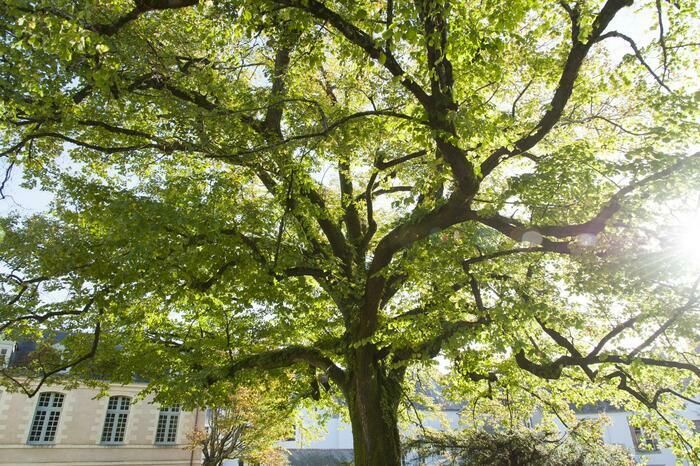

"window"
[101,396,131,444]
[155,406,180,444]
[630,425,659,452]
[28,392,64,444]
[0,348,7,367]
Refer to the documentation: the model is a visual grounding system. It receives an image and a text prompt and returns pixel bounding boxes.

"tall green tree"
[1,1,699,464]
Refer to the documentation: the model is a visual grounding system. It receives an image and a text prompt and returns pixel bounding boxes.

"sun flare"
[673,208,700,267]
[678,213,700,265]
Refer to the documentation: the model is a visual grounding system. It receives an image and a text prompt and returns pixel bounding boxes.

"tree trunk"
[346,346,403,466]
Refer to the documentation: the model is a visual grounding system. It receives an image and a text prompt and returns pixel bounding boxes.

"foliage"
[404,423,634,466]
[1,0,699,464]
[187,385,292,466]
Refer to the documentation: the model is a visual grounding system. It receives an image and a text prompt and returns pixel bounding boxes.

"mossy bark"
[345,345,403,466]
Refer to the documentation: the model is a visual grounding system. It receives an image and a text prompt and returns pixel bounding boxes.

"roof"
[575,400,626,414]
[415,383,466,412]
[4,333,148,383]
[7,332,68,367]
[285,449,354,466]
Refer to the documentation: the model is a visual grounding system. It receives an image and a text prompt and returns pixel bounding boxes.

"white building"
[273,399,699,466]
[569,402,700,466]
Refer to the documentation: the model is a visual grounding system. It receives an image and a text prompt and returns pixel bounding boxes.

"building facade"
[272,403,699,466]
[570,403,700,466]
[0,383,203,466]
[0,340,203,466]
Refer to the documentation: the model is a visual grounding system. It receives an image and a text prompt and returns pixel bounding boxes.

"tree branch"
[476,151,699,242]
[226,345,346,389]
[2,314,102,398]
[375,150,427,171]
[481,0,633,177]
[272,0,431,107]
[595,31,672,92]
[392,316,490,362]
[21,0,199,37]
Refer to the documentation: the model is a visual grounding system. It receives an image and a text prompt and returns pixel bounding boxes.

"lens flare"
[676,211,700,267]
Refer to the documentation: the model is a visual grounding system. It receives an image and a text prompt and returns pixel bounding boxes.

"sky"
[0,165,54,217]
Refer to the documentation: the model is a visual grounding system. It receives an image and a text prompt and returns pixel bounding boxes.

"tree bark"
[345,345,403,466]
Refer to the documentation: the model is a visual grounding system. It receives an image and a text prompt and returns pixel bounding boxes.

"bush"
[403,426,634,466]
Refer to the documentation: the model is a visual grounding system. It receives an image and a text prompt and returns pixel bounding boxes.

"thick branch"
[516,345,700,380]
[481,0,633,177]
[476,151,699,243]
[392,316,490,362]
[22,0,199,37]
[362,194,476,338]
[226,345,346,388]
[338,160,363,246]
[96,0,199,35]
[375,150,427,171]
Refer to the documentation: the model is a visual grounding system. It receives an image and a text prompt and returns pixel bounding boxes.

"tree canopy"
[1,0,699,464]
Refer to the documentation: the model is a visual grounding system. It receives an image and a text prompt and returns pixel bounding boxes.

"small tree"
[188,387,292,466]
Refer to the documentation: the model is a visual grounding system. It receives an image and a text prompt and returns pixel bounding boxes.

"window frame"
[154,405,180,445]
[100,395,131,445]
[0,347,10,368]
[27,392,65,445]
[629,424,660,452]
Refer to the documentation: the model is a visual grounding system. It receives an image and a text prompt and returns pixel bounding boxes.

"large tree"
[1,0,699,464]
